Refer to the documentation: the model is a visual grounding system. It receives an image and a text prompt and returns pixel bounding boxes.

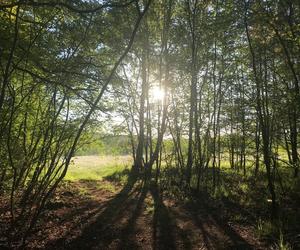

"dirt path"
[26,178,265,249]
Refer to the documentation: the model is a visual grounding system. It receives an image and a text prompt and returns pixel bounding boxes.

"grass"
[64,155,132,181]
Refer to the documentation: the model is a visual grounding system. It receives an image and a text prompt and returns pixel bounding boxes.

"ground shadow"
[150,182,178,250]
[118,179,150,249]
[45,170,139,249]
[184,193,255,249]
[43,168,260,250]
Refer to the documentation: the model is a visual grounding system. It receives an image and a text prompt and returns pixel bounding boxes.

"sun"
[150,86,165,102]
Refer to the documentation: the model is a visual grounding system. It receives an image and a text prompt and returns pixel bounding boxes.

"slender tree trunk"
[186,0,198,186]
[133,21,149,172]
[244,4,278,218]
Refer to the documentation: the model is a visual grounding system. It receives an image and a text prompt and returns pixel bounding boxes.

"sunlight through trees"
[0,0,299,249]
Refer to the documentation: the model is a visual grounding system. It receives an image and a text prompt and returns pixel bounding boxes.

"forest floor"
[23,175,267,250]
[2,156,299,249]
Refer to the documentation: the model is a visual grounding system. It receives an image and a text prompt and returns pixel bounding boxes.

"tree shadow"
[43,167,258,250]
[184,194,255,250]
[150,182,192,250]
[45,170,140,249]
[159,175,256,249]
[118,178,150,249]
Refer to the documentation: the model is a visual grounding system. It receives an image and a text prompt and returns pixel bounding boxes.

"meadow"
[65,155,132,181]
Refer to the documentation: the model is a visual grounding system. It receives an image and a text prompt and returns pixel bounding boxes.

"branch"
[0,0,136,13]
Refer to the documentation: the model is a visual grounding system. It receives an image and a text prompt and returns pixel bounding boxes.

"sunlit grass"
[64,155,132,181]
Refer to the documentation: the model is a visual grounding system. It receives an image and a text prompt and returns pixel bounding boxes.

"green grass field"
[64,155,132,181]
